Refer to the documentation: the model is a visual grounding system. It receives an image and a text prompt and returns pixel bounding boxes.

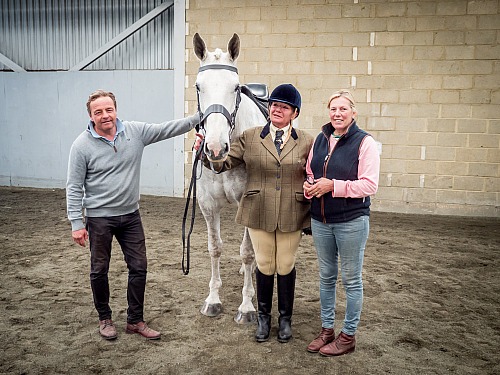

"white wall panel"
[0,70,186,197]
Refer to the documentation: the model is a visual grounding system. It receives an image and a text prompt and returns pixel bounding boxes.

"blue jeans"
[311,216,369,336]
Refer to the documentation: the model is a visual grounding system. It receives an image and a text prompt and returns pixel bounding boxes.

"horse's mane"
[204,48,235,65]
[213,48,222,59]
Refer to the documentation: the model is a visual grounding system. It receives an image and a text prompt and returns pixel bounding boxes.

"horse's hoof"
[200,302,223,317]
[234,310,257,325]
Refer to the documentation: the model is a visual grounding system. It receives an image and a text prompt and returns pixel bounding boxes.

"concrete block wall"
[184,0,500,217]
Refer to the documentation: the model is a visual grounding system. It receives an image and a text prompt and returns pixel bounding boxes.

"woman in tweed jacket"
[204,84,313,343]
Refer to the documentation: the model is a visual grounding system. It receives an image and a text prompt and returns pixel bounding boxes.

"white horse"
[192,33,267,323]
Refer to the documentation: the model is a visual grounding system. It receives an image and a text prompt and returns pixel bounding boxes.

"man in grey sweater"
[66,89,199,340]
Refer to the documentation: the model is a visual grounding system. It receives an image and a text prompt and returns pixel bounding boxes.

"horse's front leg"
[234,227,257,324]
[200,213,224,317]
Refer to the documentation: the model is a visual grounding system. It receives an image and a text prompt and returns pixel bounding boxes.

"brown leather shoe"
[319,332,355,357]
[126,321,161,340]
[99,319,117,340]
[307,328,335,353]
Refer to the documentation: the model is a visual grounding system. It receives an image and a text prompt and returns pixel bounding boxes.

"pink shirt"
[304,134,380,199]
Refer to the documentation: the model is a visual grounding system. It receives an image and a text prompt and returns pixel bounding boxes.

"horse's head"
[194,33,241,162]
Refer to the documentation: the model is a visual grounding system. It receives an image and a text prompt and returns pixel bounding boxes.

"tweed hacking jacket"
[208,123,314,233]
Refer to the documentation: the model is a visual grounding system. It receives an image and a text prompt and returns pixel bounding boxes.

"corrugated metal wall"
[0,0,174,71]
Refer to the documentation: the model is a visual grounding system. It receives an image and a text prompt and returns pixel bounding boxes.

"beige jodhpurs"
[248,228,302,276]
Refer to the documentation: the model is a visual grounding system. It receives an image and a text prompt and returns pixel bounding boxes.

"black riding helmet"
[269,83,301,117]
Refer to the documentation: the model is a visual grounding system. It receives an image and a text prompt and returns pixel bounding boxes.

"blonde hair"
[327,90,356,110]
[86,90,117,115]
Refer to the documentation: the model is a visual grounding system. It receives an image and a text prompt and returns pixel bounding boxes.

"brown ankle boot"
[99,319,117,340]
[126,321,161,340]
[307,327,335,353]
[319,332,355,357]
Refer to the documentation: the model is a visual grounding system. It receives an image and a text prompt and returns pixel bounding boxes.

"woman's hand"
[304,177,333,198]
[303,178,315,196]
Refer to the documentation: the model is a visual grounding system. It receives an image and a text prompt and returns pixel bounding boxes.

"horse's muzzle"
[204,142,229,162]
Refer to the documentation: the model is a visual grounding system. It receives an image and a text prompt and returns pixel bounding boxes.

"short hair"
[327,90,356,110]
[86,90,117,115]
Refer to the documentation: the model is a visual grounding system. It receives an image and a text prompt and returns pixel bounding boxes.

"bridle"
[195,64,241,138]
[182,63,242,275]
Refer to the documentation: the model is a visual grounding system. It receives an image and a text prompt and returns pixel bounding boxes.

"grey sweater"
[66,114,199,231]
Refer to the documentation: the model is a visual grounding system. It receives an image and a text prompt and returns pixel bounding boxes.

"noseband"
[196,64,241,137]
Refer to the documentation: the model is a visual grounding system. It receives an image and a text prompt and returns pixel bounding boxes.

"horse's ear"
[193,33,207,61]
[227,33,240,62]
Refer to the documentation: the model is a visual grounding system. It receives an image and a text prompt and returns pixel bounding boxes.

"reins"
[181,135,205,275]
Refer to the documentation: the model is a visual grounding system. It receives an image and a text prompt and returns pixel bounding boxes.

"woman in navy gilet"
[303,90,380,357]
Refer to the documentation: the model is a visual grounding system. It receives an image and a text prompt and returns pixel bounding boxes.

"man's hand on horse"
[193,132,204,151]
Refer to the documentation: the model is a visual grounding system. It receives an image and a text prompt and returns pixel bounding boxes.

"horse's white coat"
[193,33,267,322]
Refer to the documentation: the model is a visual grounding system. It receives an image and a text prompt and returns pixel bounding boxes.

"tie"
[275,129,284,155]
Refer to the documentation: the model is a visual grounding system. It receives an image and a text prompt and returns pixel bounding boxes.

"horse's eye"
[195,83,200,91]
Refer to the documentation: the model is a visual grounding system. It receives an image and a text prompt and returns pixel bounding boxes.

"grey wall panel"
[0,70,185,196]
[0,0,174,71]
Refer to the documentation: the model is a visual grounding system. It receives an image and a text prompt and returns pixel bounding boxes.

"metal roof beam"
[0,53,26,72]
[69,1,174,71]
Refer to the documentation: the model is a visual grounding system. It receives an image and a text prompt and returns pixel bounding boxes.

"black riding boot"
[255,268,274,342]
[277,267,296,343]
